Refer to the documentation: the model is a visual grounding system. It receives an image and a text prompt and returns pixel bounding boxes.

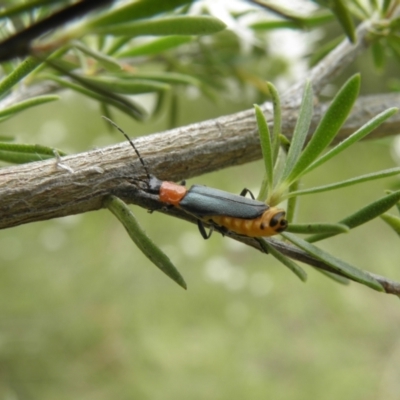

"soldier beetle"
[105,117,288,239]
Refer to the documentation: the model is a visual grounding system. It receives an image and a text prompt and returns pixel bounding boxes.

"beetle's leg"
[240,188,255,199]
[197,220,213,239]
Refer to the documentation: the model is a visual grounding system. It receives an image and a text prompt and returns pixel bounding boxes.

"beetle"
[104,117,288,239]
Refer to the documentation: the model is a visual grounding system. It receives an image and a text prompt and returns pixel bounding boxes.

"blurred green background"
[1,86,400,400]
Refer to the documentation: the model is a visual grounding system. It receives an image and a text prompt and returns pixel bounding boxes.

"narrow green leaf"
[388,32,400,44]
[329,0,356,43]
[47,75,146,120]
[0,95,59,118]
[281,80,313,181]
[254,104,273,198]
[153,90,167,118]
[105,195,187,290]
[116,71,203,87]
[0,0,63,19]
[87,0,193,28]
[389,17,400,30]
[387,34,400,64]
[380,213,400,236]
[251,20,304,30]
[307,189,400,242]
[260,240,307,282]
[337,189,400,229]
[0,56,42,95]
[82,76,170,94]
[299,11,336,27]
[371,40,386,73]
[100,102,114,127]
[0,151,49,164]
[45,59,147,120]
[117,36,193,57]
[106,37,132,56]
[251,11,334,30]
[285,74,360,185]
[304,107,398,174]
[30,45,70,75]
[282,232,384,291]
[93,16,226,37]
[349,0,370,19]
[368,0,379,12]
[288,167,400,197]
[287,223,349,234]
[0,142,67,164]
[266,82,282,162]
[73,41,122,72]
[315,269,350,285]
[245,2,309,27]
[382,0,392,14]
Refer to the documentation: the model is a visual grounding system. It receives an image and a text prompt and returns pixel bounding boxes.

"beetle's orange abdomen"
[210,208,287,237]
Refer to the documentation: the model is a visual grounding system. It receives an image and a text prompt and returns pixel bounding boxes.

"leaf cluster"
[254,75,399,292]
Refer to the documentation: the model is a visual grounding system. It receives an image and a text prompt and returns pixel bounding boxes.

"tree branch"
[282,20,372,107]
[1,91,399,229]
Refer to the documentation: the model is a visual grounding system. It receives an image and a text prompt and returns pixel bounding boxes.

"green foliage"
[0,56,42,94]
[251,10,334,30]
[116,35,194,57]
[287,223,349,234]
[0,0,226,126]
[85,0,194,28]
[282,232,383,291]
[253,76,398,291]
[281,81,314,183]
[327,0,356,43]
[306,190,400,242]
[0,142,66,163]
[302,108,398,174]
[254,105,274,197]
[92,16,226,37]
[260,239,307,282]
[284,74,361,188]
[253,0,400,71]
[105,195,187,290]
[381,213,400,236]
[0,95,59,119]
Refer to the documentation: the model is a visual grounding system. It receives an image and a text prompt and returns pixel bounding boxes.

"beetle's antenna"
[102,116,151,180]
